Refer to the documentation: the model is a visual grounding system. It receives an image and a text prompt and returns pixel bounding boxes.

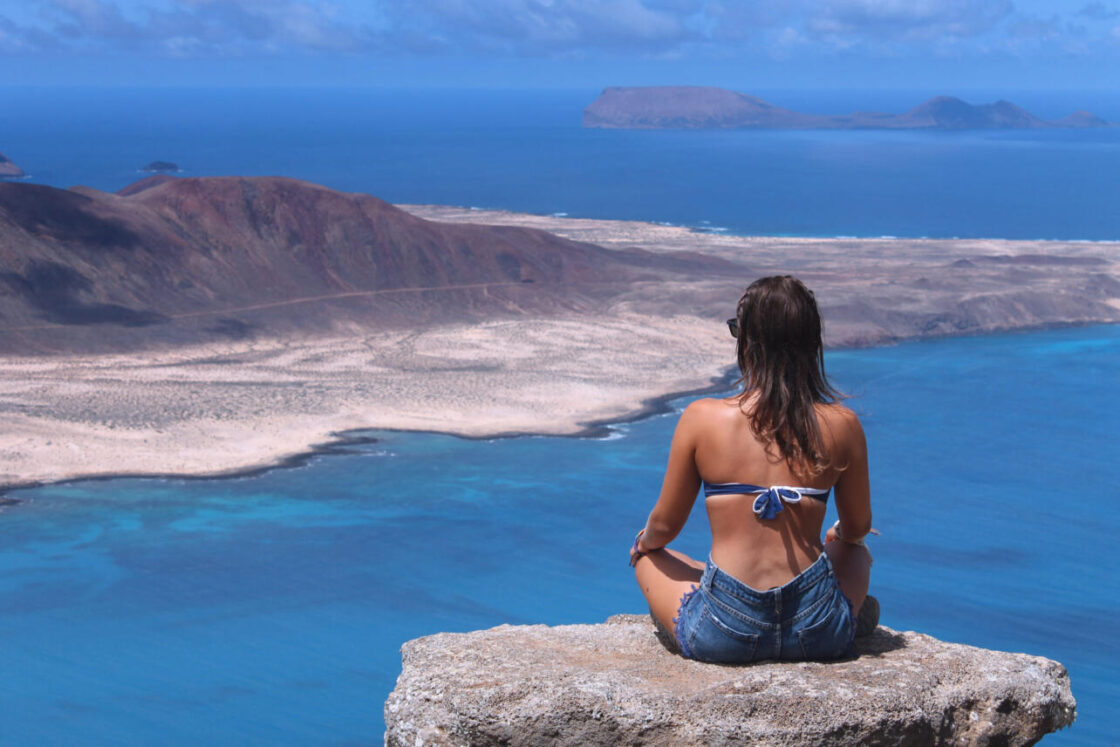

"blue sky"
[2,0,1119,88]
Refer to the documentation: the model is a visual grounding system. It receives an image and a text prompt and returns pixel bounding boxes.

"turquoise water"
[3,87,1120,240]
[3,86,1118,741]
[2,325,1117,744]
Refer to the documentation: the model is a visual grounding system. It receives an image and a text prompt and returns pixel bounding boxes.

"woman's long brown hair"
[734,276,843,476]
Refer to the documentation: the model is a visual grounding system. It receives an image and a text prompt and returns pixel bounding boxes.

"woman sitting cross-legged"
[631,275,877,663]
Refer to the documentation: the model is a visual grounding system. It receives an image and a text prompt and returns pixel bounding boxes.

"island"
[0,175,1117,489]
[583,86,1111,130]
[0,152,25,178]
[141,160,180,173]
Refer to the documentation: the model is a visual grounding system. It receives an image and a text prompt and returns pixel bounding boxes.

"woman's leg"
[634,548,704,637]
[824,540,871,615]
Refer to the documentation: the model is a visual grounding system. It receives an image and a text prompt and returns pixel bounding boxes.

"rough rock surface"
[385,614,1075,746]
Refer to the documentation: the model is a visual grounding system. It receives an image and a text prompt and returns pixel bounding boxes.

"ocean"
[1,87,1118,743]
[3,86,1120,240]
[3,327,1117,744]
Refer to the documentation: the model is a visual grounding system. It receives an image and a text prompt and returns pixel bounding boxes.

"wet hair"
[734,275,843,475]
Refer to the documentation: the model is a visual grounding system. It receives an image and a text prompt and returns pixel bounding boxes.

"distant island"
[583,87,1110,130]
[141,160,180,173]
[0,152,25,178]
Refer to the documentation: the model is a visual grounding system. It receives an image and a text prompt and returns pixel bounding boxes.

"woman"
[631,275,875,663]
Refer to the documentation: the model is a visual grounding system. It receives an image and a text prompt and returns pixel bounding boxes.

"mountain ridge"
[0,176,739,353]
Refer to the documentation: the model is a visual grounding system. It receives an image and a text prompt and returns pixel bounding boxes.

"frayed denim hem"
[673,584,699,659]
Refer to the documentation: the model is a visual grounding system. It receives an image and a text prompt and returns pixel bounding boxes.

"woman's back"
[687,395,868,591]
[631,275,873,663]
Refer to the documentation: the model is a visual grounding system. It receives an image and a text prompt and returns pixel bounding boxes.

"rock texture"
[385,614,1075,746]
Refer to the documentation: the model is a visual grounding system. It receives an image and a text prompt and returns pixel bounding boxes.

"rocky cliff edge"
[385,614,1075,746]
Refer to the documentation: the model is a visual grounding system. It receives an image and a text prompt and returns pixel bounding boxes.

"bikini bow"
[753,486,805,520]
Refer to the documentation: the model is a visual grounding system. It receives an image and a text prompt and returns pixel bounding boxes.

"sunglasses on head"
[726,318,738,338]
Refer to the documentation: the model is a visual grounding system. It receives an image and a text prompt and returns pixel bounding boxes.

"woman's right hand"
[629,529,647,567]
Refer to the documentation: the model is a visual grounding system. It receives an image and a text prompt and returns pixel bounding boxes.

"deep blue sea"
[1,88,1119,743]
[2,86,1120,239]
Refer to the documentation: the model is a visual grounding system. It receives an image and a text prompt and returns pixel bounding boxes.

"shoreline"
[434,205,1120,245]
[0,315,740,494]
[0,367,743,498]
[4,321,1116,499]
[1,205,1118,497]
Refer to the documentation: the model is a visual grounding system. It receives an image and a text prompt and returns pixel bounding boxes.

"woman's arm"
[830,408,872,544]
[637,402,704,552]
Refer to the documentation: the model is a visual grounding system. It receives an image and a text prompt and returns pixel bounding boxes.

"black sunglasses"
[726,318,738,338]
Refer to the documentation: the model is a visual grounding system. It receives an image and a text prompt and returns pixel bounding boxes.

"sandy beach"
[1,207,1117,490]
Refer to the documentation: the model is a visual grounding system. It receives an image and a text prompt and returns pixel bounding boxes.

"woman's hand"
[629,529,648,567]
[825,518,879,546]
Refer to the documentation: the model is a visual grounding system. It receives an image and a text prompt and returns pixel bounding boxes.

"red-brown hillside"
[0,176,738,353]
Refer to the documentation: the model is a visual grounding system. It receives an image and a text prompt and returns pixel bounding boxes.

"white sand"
[0,314,730,487]
[1,207,1117,489]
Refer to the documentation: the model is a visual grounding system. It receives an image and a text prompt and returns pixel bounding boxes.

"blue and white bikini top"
[702,481,830,521]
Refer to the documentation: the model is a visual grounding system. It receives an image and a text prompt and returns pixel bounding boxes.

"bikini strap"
[703,482,830,520]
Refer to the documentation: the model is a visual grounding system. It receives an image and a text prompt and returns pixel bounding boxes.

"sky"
[1,0,1119,89]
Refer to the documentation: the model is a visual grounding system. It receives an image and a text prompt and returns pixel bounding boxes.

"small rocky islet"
[0,152,25,178]
[141,160,180,173]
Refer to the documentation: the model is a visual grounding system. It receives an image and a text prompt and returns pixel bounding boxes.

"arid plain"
[1,200,1117,489]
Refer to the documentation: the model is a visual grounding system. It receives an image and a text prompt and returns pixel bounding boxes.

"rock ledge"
[385,614,1075,746]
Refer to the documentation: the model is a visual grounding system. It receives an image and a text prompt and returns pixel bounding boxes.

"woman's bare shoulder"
[817,401,860,420]
[817,403,866,453]
[683,396,741,418]
[816,402,864,434]
[678,397,739,429]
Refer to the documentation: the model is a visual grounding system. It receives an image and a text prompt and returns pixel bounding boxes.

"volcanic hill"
[0,176,737,354]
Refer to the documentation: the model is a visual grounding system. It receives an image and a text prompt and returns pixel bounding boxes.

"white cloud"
[807,0,1014,43]
[1079,2,1119,21]
[0,0,1118,64]
[7,0,382,55]
[0,16,34,53]
[400,0,692,54]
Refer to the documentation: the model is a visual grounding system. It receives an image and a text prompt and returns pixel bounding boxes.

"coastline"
[1,206,1118,495]
[399,203,1120,244]
[0,366,742,497]
[0,315,739,493]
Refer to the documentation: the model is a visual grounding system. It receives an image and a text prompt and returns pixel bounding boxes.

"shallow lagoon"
[2,325,1117,744]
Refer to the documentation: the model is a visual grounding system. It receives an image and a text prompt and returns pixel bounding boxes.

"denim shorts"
[674,552,855,663]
